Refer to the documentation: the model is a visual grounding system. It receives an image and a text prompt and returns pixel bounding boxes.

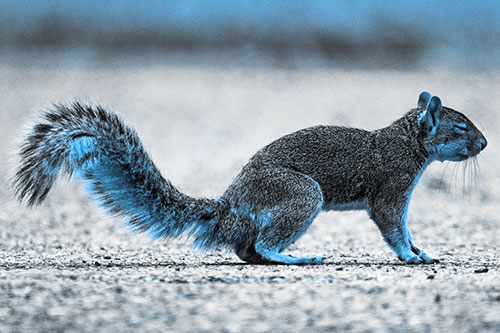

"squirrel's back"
[240,125,372,204]
[230,112,425,207]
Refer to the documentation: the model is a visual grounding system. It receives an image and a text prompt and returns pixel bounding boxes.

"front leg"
[369,197,437,265]
[385,227,424,264]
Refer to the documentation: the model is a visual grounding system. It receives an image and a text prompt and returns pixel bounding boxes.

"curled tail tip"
[12,150,59,207]
[12,175,49,207]
[12,102,91,207]
[12,148,50,207]
[13,101,137,210]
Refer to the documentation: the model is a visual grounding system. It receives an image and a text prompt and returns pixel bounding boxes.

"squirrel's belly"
[322,199,369,212]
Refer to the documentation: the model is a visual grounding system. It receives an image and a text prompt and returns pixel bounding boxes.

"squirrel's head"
[416,91,487,162]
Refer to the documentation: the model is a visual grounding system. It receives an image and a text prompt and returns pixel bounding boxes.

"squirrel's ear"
[419,96,441,135]
[417,91,431,108]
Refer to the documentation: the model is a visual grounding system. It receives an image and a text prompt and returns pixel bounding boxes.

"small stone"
[94,261,101,267]
[474,268,488,273]
[103,255,112,260]
[48,307,67,316]
[427,274,435,280]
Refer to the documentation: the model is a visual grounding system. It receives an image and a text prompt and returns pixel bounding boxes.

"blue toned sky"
[3,0,499,33]
[1,0,499,66]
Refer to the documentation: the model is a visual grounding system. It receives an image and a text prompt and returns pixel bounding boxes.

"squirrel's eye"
[453,124,467,132]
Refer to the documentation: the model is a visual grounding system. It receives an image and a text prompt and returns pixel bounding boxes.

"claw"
[311,256,324,265]
[405,255,423,264]
[403,253,439,265]
[417,251,437,264]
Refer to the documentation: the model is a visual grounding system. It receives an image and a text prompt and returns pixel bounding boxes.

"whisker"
[474,157,478,188]
[461,159,468,197]
[473,156,480,190]
[439,161,451,193]
[469,158,473,193]
[468,158,473,195]
[468,158,475,197]
[451,161,460,194]
[472,157,478,198]
[468,158,474,195]
[478,121,487,132]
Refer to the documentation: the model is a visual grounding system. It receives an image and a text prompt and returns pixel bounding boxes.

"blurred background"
[1,0,499,68]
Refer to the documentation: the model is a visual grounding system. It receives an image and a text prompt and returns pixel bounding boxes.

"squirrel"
[13,91,487,265]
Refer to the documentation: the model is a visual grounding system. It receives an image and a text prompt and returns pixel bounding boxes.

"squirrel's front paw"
[400,253,438,265]
[418,251,440,264]
[403,255,423,265]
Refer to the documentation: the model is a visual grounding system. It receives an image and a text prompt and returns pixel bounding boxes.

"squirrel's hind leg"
[228,168,324,265]
[249,170,325,265]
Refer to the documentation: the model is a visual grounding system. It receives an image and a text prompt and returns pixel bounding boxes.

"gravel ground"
[0,55,499,332]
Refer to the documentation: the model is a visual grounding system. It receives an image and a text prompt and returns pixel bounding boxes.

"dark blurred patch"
[15,15,80,48]
[0,13,430,67]
[424,175,449,191]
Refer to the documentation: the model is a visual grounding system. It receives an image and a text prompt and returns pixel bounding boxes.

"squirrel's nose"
[479,138,487,150]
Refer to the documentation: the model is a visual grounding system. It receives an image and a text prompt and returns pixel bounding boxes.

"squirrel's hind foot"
[236,244,323,265]
[254,245,324,265]
[259,253,324,265]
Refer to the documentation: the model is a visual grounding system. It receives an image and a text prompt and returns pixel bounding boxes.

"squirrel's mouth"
[453,150,472,161]
[460,151,482,160]
[465,147,483,158]
[465,139,487,159]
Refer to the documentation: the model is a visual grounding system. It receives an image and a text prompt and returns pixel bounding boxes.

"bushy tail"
[13,102,226,248]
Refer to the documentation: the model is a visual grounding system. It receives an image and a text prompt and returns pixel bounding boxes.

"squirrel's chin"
[435,155,468,162]
[455,154,470,161]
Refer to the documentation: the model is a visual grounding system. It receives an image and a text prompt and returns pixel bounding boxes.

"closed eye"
[453,123,467,133]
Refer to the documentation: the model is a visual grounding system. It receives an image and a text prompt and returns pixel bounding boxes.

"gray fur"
[222,91,486,264]
[16,92,486,264]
